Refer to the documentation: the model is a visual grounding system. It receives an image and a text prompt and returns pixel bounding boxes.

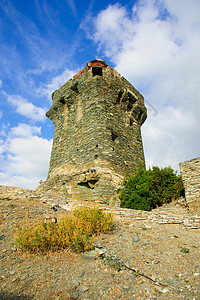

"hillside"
[0,186,199,299]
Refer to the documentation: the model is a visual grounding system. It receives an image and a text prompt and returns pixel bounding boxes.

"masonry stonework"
[38,60,147,205]
[179,157,200,211]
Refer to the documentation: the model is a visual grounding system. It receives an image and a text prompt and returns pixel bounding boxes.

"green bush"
[16,205,114,253]
[118,165,185,211]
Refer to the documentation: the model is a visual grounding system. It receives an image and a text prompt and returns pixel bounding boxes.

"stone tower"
[39,59,147,205]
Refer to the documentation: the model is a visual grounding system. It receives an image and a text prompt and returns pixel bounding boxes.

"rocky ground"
[0,186,199,300]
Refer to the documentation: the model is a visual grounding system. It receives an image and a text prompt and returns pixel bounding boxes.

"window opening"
[130,118,133,126]
[92,66,103,76]
[117,91,123,103]
[70,82,79,93]
[78,179,98,189]
[128,92,137,105]
[59,97,65,104]
[127,103,133,111]
[78,182,90,188]
[111,131,118,142]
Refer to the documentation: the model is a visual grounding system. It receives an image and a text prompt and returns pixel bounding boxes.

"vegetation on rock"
[16,205,114,253]
[118,165,185,211]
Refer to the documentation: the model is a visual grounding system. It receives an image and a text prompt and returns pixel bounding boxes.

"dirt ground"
[0,187,199,299]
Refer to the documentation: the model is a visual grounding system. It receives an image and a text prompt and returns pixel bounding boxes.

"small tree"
[118,165,185,211]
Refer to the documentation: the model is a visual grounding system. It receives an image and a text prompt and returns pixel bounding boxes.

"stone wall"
[0,185,37,201]
[179,157,200,211]
[37,59,147,205]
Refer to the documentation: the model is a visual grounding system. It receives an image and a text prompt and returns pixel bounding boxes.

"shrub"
[118,165,185,211]
[16,205,114,253]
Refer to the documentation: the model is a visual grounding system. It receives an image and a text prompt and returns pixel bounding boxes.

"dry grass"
[16,204,114,253]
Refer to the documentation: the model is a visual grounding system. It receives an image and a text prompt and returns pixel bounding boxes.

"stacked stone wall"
[179,157,200,211]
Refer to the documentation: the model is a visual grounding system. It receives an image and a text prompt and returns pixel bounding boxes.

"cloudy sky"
[0,0,200,189]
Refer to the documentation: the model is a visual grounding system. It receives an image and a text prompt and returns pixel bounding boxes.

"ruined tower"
[39,59,147,205]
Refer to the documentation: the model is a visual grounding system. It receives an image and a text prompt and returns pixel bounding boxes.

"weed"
[105,256,122,271]
[179,245,189,254]
[141,227,147,231]
[3,198,11,201]
[16,204,114,253]
[8,203,15,209]
[155,289,162,295]
[184,279,189,283]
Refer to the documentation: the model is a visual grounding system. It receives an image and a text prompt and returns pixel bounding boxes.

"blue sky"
[0,0,200,189]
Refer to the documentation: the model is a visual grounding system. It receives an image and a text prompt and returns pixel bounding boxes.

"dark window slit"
[92,67,102,76]
[117,91,123,103]
[111,131,118,141]
[59,97,65,104]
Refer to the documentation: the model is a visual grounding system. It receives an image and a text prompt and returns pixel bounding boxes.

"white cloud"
[142,106,200,171]
[0,66,77,190]
[10,123,41,138]
[6,94,46,121]
[83,0,200,171]
[0,79,2,88]
[0,110,2,119]
[38,67,77,100]
[66,0,77,17]
[7,136,52,176]
[0,123,52,189]
[0,123,8,137]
